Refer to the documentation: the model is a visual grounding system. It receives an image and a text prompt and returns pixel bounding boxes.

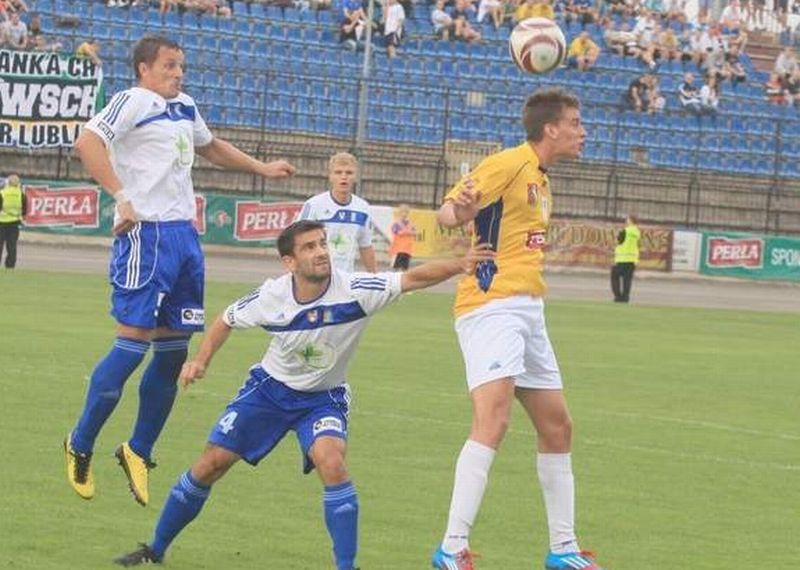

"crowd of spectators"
[768,45,799,106]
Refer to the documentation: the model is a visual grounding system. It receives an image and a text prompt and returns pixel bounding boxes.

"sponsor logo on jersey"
[313,416,343,436]
[181,308,205,325]
[525,230,547,250]
[707,237,764,268]
[24,185,100,228]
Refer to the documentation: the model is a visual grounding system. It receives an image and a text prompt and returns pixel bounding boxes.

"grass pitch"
[0,269,797,569]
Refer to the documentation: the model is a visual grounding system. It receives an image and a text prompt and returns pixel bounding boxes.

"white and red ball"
[509,18,567,74]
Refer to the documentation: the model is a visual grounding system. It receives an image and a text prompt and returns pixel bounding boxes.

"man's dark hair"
[522,87,581,142]
[277,220,326,257]
[133,36,181,79]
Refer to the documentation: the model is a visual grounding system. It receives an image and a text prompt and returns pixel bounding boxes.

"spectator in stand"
[650,75,666,111]
[31,33,62,51]
[746,0,765,31]
[634,11,659,69]
[678,28,694,63]
[339,12,366,50]
[453,0,481,42]
[432,0,455,39]
[566,0,595,27]
[2,12,26,48]
[774,46,798,81]
[699,72,720,114]
[477,0,505,29]
[664,0,687,24]
[723,45,747,87]
[729,29,748,53]
[605,20,641,57]
[76,39,102,66]
[785,69,799,107]
[719,0,743,34]
[567,31,600,70]
[764,71,788,104]
[689,27,711,67]
[7,0,27,14]
[626,73,657,112]
[657,25,681,61]
[25,11,40,42]
[343,0,366,25]
[383,0,405,58]
[678,71,703,114]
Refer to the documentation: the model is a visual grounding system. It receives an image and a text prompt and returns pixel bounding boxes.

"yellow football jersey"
[445,142,552,318]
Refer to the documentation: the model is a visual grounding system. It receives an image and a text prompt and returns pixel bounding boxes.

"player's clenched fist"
[179,361,206,389]
[463,242,496,275]
[259,159,296,179]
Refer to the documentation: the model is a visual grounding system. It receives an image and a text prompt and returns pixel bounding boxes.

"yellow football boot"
[115,442,154,507]
[64,433,95,500]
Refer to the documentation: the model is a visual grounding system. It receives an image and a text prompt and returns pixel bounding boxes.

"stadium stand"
[6,0,800,233]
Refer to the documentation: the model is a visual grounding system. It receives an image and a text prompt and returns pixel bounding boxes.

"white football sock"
[537,453,579,554]
[441,439,496,554]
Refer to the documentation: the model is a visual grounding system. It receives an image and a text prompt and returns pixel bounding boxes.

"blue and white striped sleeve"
[84,89,143,146]
[223,284,269,329]
[349,271,402,315]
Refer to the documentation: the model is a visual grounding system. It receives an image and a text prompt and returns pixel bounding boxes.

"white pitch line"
[363,383,800,443]
[188,387,799,473]
[595,410,800,442]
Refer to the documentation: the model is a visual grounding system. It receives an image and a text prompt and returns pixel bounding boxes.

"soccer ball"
[509,18,567,74]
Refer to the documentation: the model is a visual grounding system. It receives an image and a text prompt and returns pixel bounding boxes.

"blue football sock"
[71,337,150,454]
[151,470,210,560]
[129,337,189,461]
[324,481,359,570]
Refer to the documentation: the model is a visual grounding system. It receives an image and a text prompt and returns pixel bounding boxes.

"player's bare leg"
[517,389,604,569]
[433,378,514,568]
[310,436,360,570]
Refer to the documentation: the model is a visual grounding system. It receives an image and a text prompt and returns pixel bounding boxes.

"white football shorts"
[455,295,563,391]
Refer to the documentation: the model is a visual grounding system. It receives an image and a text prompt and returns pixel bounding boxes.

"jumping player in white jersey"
[64,36,296,507]
[113,220,495,569]
[297,152,377,273]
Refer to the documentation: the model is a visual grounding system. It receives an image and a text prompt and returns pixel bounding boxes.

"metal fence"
[4,65,800,234]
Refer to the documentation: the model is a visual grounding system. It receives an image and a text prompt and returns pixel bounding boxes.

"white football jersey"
[297,192,373,272]
[84,87,213,223]
[223,269,402,392]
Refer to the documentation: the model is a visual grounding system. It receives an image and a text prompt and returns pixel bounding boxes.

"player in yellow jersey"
[431,88,606,570]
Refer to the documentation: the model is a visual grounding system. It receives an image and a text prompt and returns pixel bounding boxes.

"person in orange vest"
[389,204,417,271]
[0,174,27,269]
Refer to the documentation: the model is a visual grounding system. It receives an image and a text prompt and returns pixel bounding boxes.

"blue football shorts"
[109,221,205,332]
[208,366,350,473]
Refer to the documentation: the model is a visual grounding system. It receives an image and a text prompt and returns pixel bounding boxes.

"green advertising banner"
[699,231,800,282]
[19,179,302,247]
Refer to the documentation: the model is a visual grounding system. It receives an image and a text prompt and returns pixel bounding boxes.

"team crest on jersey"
[307,310,319,323]
[313,416,343,436]
[323,310,334,324]
[527,183,539,206]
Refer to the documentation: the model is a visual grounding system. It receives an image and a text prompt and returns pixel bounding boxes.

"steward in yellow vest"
[0,174,26,269]
[611,215,640,302]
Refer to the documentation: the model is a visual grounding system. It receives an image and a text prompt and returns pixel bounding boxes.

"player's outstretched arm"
[179,314,233,389]
[196,138,296,179]
[74,129,137,235]
[400,243,495,293]
[438,181,482,228]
